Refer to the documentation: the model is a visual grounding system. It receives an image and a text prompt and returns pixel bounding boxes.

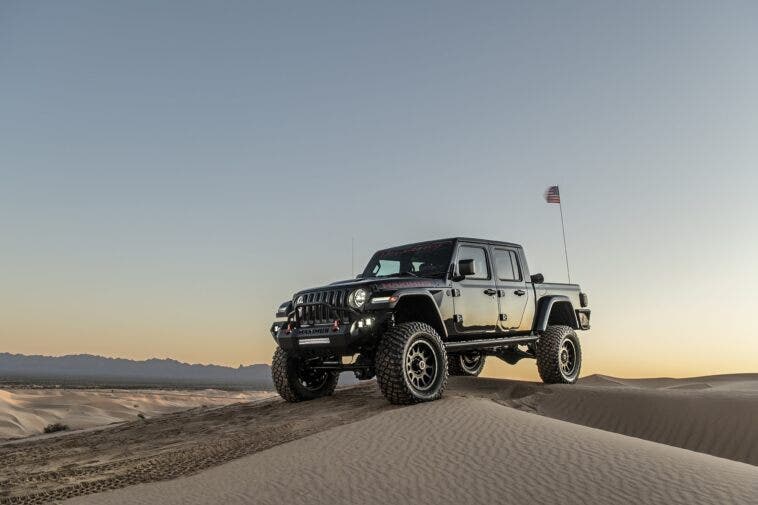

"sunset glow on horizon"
[2,1,757,379]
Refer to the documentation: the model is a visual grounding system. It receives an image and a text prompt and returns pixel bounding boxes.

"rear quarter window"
[494,249,522,281]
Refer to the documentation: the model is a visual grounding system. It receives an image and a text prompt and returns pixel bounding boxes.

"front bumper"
[270,314,383,354]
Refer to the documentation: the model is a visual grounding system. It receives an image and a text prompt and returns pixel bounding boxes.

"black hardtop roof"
[377,237,523,252]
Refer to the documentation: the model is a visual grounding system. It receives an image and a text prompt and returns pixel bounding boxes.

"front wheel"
[376,322,448,405]
[271,347,339,402]
[535,325,582,384]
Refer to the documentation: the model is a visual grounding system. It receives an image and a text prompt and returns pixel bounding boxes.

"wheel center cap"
[418,360,426,371]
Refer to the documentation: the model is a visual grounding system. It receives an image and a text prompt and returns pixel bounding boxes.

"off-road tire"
[448,352,486,376]
[536,325,582,384]
[376,322,448,405]
[272,347,339,402]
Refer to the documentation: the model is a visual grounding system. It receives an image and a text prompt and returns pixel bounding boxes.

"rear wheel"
[376,322,448,404]
[448,351,486,376]
[272,347,339,402]
[535,325,582,384]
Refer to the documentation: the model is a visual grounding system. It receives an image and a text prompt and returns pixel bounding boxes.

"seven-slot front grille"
[296,288,350,325]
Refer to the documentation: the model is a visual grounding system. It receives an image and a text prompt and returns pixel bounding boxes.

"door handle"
[514,289,526,296]
[483,288,497,296]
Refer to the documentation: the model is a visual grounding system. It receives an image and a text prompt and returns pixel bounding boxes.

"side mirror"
[458,259,477,277]
[355,273,364,279]
[530,273,544,284]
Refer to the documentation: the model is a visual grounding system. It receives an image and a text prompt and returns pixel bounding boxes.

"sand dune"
[511,384,758,465]
[0,388,273,439]
[580,373,758,391]
[454,374,758,465]
[1,374,756,504]
[0,384,395,504]
[64,396,758,505]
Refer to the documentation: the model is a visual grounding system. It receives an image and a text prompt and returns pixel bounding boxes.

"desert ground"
[1,375,756,505]
[0,388,273,439]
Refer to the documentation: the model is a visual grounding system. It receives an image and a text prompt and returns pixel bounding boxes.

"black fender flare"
[535,295,579,332]
[388,289,448,338]
[276,300,293,318]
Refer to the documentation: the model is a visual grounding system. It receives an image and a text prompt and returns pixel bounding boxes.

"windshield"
[362,240,454,278]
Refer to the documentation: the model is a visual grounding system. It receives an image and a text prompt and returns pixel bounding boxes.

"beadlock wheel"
[376,322,448,404]
[559,338,578,377]
[405,340,439,391]
[271,347,339,402]
[460,353,485,375]
[448,351,486,376]
[298,367,330,392]
[535,325,582,384]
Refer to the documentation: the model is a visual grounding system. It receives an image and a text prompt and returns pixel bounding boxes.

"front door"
[451,243,499,335]
[492,247,529,330]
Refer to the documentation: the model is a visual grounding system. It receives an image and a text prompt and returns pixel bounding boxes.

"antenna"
[558,199,571,283]
[351,237,355,277]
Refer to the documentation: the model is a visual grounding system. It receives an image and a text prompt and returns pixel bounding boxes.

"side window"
[494,249,522,281]
[458,246,490,280]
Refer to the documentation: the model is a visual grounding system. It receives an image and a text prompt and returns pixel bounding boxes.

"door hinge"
[499,314,508,321]
[453,314,463,323]
[497,289,507,297]
[449,289,461,297]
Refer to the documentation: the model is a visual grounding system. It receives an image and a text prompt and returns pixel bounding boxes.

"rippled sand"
[2,374,756,504]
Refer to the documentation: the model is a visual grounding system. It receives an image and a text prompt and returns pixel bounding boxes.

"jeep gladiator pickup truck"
[269,238,590,405]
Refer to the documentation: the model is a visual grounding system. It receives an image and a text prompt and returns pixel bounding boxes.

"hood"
[294,276,447,296]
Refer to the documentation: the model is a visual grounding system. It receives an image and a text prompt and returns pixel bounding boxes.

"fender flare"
[276,300,293,318]
[535,295,579,332]
[388,289,448,338]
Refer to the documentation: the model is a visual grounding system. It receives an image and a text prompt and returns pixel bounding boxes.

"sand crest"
[62,396,758,505]
[1,375,756,504]
[452,374,758,465]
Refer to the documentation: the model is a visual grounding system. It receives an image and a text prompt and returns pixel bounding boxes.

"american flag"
[544,185,561,204]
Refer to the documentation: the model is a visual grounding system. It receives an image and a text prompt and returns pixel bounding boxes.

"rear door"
[492,247,529,330]
[451,243,499,334]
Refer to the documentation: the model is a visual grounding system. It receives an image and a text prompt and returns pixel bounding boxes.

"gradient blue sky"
[2,1,757,378]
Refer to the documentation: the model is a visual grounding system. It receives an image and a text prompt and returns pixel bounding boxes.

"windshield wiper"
[396,271,419,277]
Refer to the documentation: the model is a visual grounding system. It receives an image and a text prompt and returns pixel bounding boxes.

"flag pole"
[558,198,571,284]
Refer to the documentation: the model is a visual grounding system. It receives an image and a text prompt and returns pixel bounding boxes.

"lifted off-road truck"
[269,238,590,405]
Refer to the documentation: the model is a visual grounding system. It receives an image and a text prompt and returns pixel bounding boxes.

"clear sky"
[2,1,757,379]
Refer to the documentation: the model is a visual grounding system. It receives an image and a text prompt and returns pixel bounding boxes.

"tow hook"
[285,323,293,335]
[331,320,340,332]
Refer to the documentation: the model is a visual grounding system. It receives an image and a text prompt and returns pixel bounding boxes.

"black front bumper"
[271,321,352,352]
[270,295,398,356]
[270,317,386,354]
[270,299,388,355]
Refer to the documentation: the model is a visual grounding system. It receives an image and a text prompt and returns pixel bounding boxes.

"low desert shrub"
[43,423,69,434]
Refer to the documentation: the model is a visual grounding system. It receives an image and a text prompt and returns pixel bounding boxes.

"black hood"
[294,276,447,296]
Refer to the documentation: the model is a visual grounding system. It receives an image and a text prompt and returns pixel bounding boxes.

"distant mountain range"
[0,353,274,389]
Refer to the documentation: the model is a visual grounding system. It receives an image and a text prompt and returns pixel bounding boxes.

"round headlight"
[349,288,368,309]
